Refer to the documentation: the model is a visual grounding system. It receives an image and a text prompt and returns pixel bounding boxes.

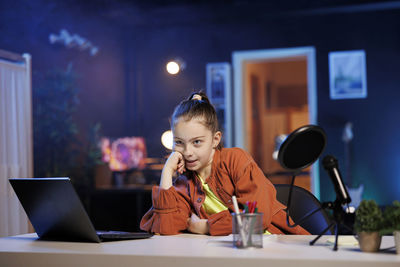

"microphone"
[322,155,351,205]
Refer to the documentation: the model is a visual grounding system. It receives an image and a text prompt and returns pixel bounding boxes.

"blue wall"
[126,9,400,205]
[0,1,127,138]
[1,1,399,204]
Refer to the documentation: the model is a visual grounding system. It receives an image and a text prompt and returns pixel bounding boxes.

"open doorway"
[231,47,320,197]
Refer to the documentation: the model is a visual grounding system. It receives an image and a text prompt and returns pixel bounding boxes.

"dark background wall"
[1,0,399,205]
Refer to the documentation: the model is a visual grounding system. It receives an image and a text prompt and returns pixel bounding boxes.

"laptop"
[9,177,153,243]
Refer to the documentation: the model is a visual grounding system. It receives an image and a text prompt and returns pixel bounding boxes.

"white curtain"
[0,54,33,237]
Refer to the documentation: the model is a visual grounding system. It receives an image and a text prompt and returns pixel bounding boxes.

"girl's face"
[173,117,221,176]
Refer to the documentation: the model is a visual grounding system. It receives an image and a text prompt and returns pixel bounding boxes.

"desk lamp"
[277,124,351,251]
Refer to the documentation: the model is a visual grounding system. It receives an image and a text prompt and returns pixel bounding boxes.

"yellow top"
[196,173,228,215]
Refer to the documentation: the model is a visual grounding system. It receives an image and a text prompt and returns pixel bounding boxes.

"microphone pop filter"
[278,125,327,172]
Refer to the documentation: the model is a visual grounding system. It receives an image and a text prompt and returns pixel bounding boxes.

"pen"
[244,202,249,213]
[232,196,247,247]
[248,201,254,213]
[250,201,257,213]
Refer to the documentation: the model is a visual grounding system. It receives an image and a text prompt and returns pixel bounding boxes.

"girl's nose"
[183,145,193,157]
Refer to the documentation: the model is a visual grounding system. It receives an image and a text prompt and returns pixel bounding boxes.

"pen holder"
[232,213,263,248]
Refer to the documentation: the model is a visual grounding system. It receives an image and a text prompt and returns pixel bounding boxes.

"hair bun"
[191,94,202,101]
[188,91,211,104]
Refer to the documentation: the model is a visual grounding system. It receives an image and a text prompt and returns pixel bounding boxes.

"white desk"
[0,233,399,267]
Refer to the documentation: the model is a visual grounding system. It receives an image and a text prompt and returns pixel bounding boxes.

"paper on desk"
[326,235,358,246]
[206,234,277,248]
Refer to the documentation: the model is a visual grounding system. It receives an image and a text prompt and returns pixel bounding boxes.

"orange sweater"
[140,147,309,236]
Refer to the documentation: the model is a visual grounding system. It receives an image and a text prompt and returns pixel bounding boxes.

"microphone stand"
[284,174,352,251]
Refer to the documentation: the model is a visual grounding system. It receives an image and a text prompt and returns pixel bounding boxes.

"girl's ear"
[213,131,222,149]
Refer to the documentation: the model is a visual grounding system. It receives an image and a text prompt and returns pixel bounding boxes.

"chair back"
[275,184,333,235]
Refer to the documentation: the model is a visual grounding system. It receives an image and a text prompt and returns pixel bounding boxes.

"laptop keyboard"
[96,230,153,240]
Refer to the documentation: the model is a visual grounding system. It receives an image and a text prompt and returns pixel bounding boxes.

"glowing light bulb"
[166,61,180,75]
[161,130,173,150]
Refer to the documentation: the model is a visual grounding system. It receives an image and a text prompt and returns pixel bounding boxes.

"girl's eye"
[174,140,183,145]
[193,140,202,145]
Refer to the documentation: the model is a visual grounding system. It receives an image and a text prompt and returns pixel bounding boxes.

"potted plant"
[354,199,383,252]
[380,200,400,254]
[33,65,80,179]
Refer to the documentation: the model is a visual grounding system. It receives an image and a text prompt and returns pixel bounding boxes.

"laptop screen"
[9,178,101,242]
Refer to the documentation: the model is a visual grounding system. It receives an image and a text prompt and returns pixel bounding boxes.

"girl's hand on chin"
[164,151,186,175]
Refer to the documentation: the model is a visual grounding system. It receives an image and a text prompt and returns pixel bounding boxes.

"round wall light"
[166,61,180,75]
[161,130,173,150]
[166,58,186,75]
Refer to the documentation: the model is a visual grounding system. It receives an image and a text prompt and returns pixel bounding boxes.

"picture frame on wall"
[206,62,231,147]
[206,62,231,105]
[329,50,367,100]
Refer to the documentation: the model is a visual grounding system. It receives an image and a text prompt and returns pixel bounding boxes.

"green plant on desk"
[354,199,383,252]
[380,200,400,254]
[380,200,400,235]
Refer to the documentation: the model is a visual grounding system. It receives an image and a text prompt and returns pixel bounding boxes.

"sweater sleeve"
[207,209,232,236]
[140,185,191,235]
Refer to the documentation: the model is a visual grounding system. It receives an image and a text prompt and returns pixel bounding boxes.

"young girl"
[140,92,309,235]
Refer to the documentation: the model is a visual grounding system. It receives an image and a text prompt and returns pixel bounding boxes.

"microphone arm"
[322,155,351,205]
[282,154,352,251]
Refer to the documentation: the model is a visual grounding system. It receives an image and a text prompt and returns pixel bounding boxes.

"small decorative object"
[354,200,383,252]
[380,201,400,254]
[329,50,367,100]
[49,29,99,56]
[100,137,147,172]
